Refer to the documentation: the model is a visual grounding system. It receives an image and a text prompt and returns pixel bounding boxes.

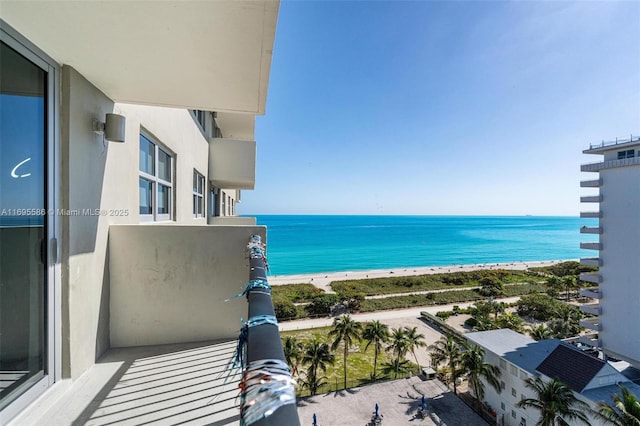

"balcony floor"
[21,340,241,426]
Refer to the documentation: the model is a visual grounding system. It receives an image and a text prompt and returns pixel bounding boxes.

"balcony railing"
[580,257,601,267]
[580,242,602,251]
[580,211,601,218]
[579,334,601,348]
[580,226,602,235]
[581,156,640,172]
[580,179,602,188]
[580,317,602,331]
[587,134,640,150]
[580,272,601,284]
[580,195,602,203]
[581,303,601,316]
[240,235,301,426]
[579,287,601,299]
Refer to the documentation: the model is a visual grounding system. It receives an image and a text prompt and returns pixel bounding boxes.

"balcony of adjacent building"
[581,303,601,316]
[579,287,601,299]
[580,317,602,332]
[580,178,602,188]
[579,333,601,348]
[580,211,602,219]
[580,226,602,235]
[580,257,601,267]
[10,227,299,426]
[582,135,640,171]
[580,272,602,284]
[580,242,602,250]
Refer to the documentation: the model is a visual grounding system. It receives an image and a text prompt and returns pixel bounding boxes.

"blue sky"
[242,0,639,216]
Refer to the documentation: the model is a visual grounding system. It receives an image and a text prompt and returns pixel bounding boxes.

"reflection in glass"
[0,41,47,409]
[139,135,155,175]
[139,178,153,215]
[158,185,170,215]
[158,149,171,182]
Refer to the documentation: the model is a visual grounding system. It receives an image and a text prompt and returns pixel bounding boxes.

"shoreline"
[268,259,571,293]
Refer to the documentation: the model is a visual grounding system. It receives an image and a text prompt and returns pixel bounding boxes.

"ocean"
[254,215,597,276]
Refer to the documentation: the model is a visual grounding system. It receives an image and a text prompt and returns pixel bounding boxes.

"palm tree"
[459,343,501,408]
[362,320,390,379]
[387,327,409,379]
[300,339,335,396]
[429,334,463,394]
[517,377,592,426]
[381,358,411,378]
[404,326,427,374]
[496,312,525,333]
[530,325,553,341]
[283,336,303,376]
[596,384,640,426]
[329,315,363,389]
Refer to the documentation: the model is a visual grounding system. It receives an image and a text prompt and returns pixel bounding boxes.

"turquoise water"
[254,215,597,275]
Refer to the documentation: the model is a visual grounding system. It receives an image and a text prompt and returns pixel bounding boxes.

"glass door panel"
[0,41,47,410]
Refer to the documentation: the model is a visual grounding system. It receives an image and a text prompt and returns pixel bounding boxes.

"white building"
[466,329,640,426]
[0,2,296,425]
[579,136,640,367]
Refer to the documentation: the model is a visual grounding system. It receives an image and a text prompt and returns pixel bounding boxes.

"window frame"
[193,170,205,218]
[139,132,174,222]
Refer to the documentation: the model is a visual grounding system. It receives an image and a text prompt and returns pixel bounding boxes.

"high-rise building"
[579,135,640,367]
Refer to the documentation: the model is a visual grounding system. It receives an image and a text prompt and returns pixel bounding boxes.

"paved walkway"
[297,376,486,426]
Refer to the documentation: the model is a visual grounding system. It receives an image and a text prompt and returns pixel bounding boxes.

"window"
[193,170,204,218]
[520,418,527,426]
[500,402,505,410]
[501,381,506,390]
[221,192,226,216]
[512,410,517,419]
[512,388,517,398]
[139,133,173,221]
[519,369,528,380]
[618,149,635,159]
[510,365,518,376]
[500,359,507,370]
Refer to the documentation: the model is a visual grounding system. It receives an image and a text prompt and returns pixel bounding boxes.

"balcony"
[580,257,601,267]
[580,287,601,299]
[579,334,601,348]
[580,195,602,203]
[14,233,300,426]
[580,317,602,331]
[580,211,602,218]
[580,272,602,284]
[580,242,602,251]
[580,226,602,235]
[581,156,640,172]
[580,179,602,188]
[581,303,601,316]
[209,138,256,190]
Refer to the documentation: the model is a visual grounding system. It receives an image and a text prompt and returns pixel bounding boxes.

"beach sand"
[268,260,568,293]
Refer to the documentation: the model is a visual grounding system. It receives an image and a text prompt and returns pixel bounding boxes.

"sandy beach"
[268,260,569,293]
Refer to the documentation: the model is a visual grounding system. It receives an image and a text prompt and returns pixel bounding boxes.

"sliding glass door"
[0,27,56,419]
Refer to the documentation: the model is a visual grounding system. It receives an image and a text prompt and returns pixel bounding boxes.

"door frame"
[0,20,60,423]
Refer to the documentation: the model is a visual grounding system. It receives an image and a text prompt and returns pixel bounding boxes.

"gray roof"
[582,381,640,403]
[536,344,606,392]
[465,329,561,374]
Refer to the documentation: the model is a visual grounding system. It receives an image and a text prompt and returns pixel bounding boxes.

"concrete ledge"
[109,224,265,347]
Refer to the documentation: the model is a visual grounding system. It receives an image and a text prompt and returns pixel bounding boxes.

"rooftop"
[465,329,561,375]
[584,135,640,154]
[536,344,605,392]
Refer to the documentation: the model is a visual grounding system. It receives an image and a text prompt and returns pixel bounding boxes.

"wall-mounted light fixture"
[93,113,126,143]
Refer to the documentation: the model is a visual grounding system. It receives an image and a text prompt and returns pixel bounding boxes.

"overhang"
[1,0,278,114]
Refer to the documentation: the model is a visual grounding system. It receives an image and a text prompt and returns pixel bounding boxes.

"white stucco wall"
[109,225,265,347]
[60,67,253,378]
[599,165,640,365]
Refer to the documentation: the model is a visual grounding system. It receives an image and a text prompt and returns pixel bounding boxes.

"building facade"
[466,329,640,426]
[0,2,280,423]
[579,136,640,367]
